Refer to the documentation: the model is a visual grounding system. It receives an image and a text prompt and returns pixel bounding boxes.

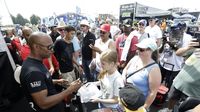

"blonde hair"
[98,49,117,79]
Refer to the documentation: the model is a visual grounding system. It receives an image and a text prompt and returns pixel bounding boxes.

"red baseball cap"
[100,24,110,32]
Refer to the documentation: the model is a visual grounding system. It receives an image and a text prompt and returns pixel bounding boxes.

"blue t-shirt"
[72,36,80,52]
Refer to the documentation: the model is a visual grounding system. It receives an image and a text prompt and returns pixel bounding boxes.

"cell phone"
[192,37,200,48]
[79,77,87,84]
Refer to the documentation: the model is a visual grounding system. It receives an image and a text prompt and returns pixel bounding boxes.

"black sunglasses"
[80,25,87,27]
[36,43,54,50]
[58,29,65,32]
[138,48,149,52]
[138,22,144,26]
[46,44,54,50]
[100,31,106,34]
[149,19,154,22]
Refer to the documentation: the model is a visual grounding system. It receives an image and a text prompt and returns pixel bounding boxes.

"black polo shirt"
[20,57,64,112]
[81,31,96,60]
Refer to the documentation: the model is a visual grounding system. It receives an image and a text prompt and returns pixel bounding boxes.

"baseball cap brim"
[136,42,148,49]
[100,29,108,32]
[124,24,131,27]
[136,38,157,51]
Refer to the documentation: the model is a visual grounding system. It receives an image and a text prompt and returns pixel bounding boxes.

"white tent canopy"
[179,14,196,19]
[172,13,181,18]
[135,3,171,17]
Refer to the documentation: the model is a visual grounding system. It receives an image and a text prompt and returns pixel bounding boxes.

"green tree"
[13,14,30,25]
[30,14,41,25]
[11,14,16,24]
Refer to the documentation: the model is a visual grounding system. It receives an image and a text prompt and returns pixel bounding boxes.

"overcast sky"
[2,0,200,19]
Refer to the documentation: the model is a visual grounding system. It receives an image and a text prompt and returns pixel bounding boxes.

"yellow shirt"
[124,107,146,112]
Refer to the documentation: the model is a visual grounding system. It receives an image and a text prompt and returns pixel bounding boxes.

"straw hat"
[56,20,67,29]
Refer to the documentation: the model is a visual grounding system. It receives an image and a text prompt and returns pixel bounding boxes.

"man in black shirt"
[80,20,96,82]
[49,25,60,43]
[20,32,81,112]
[54,26,83,83]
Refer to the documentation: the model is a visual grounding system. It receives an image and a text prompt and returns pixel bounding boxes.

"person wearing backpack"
[122,38,161,110]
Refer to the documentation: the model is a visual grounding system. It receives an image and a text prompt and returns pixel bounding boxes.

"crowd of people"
[1,16,200,112]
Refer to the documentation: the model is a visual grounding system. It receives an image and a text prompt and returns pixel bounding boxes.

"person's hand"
[49,67,54,75]
[90,96,101,103]
[56,79,69,87]
[188,39,200,48]
[89,44,101,53]
[67,79,82,93]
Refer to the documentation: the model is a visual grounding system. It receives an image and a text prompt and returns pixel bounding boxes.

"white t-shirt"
[100,70,124,108]
[159,33,192,71]
[110,25,121,39]
[94,38,113,72]
[145,25,162,40]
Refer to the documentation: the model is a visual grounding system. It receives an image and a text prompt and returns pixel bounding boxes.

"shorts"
[61,69,76,83]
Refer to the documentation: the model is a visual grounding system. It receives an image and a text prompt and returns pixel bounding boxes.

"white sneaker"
[158,108,172,112]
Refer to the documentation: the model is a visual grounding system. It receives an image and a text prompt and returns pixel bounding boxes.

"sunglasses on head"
[100,30,106,34]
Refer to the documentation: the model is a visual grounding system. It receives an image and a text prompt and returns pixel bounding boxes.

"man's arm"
[47,56,54,75]
[31,79,81,110]
[144,67,161,109]
[176,41,199,56]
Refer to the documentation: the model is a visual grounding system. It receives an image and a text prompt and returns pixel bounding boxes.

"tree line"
[11,14,41,26]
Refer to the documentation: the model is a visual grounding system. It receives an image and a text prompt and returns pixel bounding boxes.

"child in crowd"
[90,49,124,110]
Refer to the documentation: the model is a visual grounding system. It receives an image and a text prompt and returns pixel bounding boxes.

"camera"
[167,22,186,50]
[186,25,199,36]
[192,32,200,48]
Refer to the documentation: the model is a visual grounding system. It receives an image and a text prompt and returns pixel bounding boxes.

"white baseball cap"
[136,38,157,51]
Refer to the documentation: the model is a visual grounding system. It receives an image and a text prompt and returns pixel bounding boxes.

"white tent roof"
[135,3,171,17]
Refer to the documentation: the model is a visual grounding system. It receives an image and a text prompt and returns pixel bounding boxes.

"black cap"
[171,22,186,31]
[119,83,145,111]
[123,19,132,27]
